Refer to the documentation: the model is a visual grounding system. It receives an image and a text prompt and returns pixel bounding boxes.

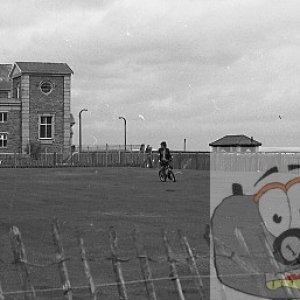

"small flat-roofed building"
[209,134,262,153]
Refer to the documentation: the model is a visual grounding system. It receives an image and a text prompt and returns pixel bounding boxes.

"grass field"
[0,167,209,300]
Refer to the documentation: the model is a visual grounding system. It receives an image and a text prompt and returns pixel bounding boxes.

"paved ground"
[0,167,209,300]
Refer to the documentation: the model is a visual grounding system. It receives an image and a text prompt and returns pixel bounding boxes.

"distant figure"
[145,145,153,168]
[140,144,145,153]
[145,145,151,153]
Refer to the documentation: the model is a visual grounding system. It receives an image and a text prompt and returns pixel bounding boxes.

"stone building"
[0,62,74,155]
[209,134,262,153]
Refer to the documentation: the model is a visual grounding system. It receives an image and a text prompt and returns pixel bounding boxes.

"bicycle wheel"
[159,170,166,182]
[168,170,176,182]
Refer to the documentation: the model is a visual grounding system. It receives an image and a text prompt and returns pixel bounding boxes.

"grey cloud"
[2,0,300,149]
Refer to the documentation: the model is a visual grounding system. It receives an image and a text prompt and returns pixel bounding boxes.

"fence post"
[19,151,22,167]
[178,230,204,299]
[53,152,57,167]
[109,227,128,300]
[14,152,17,168]
[195,153,199,170]
[9,226,36,300]
[178,152,182,169]
[61,146,64,166]
[0,281,4,300]
[162,230,185,300]
[76,232,97,300]
[132,227,157,300]
[105,144,108,167]
[118,145,121,166]
[70,150,73,167]
[96,146,99,167]
[52,219,73,300]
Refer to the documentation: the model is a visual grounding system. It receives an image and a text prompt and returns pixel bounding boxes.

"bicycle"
[158,162,176,182]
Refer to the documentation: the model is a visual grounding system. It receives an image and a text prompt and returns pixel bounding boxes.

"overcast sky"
[1,0,300,150]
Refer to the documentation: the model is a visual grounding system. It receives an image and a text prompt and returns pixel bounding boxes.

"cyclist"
[158,141,173,171]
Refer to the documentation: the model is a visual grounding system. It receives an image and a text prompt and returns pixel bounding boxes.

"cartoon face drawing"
[211,165,300,299]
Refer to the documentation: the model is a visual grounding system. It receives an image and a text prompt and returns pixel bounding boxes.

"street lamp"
[79,108,88,153]
[118,116,127,152]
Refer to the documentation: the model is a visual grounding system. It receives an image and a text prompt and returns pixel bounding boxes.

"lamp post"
[118,116,127,152]
[79,108,88,153]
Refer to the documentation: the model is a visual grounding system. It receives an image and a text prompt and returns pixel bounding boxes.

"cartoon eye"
[259,189,291,237]
[273,214,282,223]
[287,183,300,228]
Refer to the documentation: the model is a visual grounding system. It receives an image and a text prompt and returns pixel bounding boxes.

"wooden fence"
[0,152,210,170]
[1,151,299,172]
[1,219,208,300]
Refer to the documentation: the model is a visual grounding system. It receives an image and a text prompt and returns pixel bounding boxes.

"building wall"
[1,66,72,155]
[28,75,65,152]
[0,91,9,98]
[240,146,258,153]
[212,146,259,153]
[0,107,21,153]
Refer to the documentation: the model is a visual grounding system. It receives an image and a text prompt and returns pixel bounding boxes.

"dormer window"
[40,80,53,95]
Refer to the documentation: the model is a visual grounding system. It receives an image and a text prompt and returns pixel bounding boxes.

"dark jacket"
[158,147,172,161]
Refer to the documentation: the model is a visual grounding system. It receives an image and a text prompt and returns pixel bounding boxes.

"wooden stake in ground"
[52,219,73,300]
[9,226,36,300]
[76,232,97,300]
[0,281,4,300]
[109,227,128,300]
[162,230,185,300]
[178,230,204,300]
[132,226,157,300]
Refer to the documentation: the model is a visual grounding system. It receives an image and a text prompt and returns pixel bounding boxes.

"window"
[39,116,53,139]
[0,112,7,123]
[16,83,20,98]
[0,133,7,148]
[40,81,53,95]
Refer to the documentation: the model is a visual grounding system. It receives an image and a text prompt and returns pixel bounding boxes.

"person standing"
[145,145,153,168]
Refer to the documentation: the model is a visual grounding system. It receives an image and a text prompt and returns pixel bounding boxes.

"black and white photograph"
[1,1,300,300]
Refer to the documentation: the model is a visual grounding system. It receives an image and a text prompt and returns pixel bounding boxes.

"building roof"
[0,64,13,90]
[10,62,73,77]
[209,135,262,147]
